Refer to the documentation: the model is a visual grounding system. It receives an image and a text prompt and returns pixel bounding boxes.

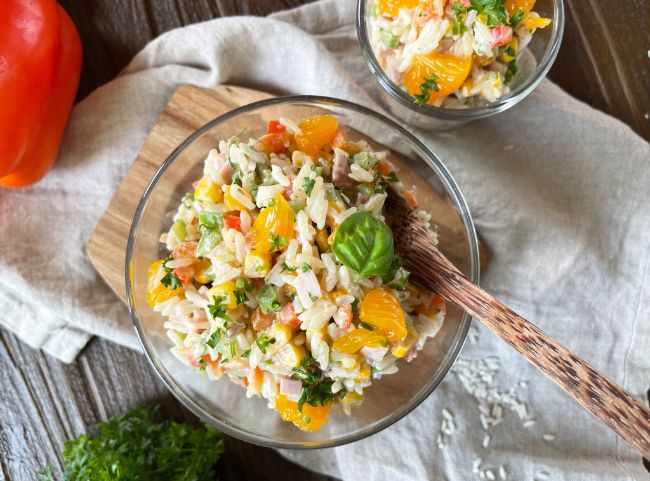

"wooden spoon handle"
[411,250,650,458]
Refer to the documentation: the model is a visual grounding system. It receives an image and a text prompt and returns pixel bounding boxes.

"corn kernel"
[275,342,307,368]
[223,185,250,211]
[194,176,223,203]
[207,280,238,309]
[244,250,271,278]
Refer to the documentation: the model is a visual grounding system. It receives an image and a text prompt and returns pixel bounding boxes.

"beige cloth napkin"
[0,0,648,479]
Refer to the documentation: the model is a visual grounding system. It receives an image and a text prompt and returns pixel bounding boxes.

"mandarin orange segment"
[332,328,388,354]
[294,115,338,157]
[359,289,408,342]
[404,53,472,103]
[253,194,295,252]
[146,260,183,307]
[505,0,536,16]
[377,0,420,16]
[275,394,332,431]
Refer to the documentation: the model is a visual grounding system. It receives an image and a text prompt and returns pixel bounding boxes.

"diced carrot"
[172,241,198,259]
[224,214,242,232]
[251,308,275,331]
[417,293,446,317]
[376,161,392,176]
[268,119,286,134]
[173,266,194,288]
[280,302,300,328]
[402,190,419,209]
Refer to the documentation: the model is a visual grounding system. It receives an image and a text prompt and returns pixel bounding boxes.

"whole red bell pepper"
[0,0,82,188]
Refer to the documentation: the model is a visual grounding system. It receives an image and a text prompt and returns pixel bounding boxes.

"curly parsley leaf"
[160,258,183,289]
[39,405,224,481]
[292,357,335,411]
[471,0,508,26]
[303,177,316,197]
[413,74,440,106]
[255,334,276,354]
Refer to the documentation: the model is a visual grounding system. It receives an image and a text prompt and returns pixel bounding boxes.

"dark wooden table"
[1,1,649,480]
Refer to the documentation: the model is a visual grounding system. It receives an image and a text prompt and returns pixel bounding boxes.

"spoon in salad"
[383,187,650,458]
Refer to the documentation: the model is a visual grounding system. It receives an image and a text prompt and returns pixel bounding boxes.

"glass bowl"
[357,0,565,129]
[126,96,480,448]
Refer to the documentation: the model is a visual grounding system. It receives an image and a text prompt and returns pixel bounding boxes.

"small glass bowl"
[126,96,480,448]
[357,0,565,129]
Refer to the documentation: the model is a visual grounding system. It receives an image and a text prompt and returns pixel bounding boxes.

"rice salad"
[368,0,552,107]
[147,115,446,431]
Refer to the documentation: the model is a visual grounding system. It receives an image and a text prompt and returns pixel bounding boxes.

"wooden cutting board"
[87,84,487,302]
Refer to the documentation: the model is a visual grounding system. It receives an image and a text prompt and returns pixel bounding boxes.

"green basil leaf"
[331,211,394,277]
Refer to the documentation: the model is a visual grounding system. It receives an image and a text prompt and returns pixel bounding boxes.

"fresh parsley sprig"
[413,74,440,106]
[160,258,183,289]
[291,356,336,412]
[39,405,224,481]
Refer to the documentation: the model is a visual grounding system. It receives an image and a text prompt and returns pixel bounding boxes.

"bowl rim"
[125,95,480,449]
[356,0,565,120]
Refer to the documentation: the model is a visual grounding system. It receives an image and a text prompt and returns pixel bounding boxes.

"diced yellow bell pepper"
[207,280,238,309]
[275,342,307,368]
[146,260,183,307]
[523,16,552,29]
[223,185,250,211]
[476,13,488,24]
[390,325,420,358]
[194,176,223,204]
[244,249,271,278]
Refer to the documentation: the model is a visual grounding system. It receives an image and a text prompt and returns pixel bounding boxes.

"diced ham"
[280,302,300,328]
[291,270,322,308]
[280,377,303,402]
[283,174,296,200]
[336,304,353,330]
[251,308,275,331]
[332,148,352,188]
[214,151,234,184]
[489,25,513,48]
[360,345,388,362]
[229,375,249,388]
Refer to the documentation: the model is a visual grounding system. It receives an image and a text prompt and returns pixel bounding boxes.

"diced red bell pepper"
[267,119,286,134]
[224,214,242,232]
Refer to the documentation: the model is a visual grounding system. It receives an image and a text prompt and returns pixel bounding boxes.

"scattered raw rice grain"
[543,434,555,442]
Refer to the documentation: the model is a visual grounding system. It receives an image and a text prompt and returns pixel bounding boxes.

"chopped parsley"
[235,277,253,291]
[359,322,375,331]
[291,357,335,412]
[234,289,248,306]
[505,60,518,84]
[268,231,287,252]
[229,341,236,358]
[160,258,183,290]
[309,293,319,302]
[302,176,316,197]
[509,9,525,27]
[471,0,508,26]
[381,254,402,284]
[255,334,276,354]
[281,262,297,273]
[413,74,440,106]
[301,262,312,273]
[207,328,222,348]
[241,348,251,358]
[351,297,360,315]
[386,171,399,183]
[207,295,232,325]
